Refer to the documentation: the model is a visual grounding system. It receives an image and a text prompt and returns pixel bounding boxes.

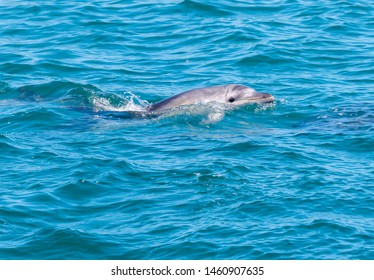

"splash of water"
[91,91,150,112]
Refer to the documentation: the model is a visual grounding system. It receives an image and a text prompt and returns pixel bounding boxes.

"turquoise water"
[1,0,373,259]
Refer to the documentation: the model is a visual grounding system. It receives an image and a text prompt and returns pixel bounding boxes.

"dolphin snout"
[255,92,275,103]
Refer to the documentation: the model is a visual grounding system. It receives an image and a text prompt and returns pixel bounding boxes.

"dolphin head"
[224,84,274,106]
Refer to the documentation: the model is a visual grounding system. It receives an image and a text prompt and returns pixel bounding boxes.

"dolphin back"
[148,85,227,112]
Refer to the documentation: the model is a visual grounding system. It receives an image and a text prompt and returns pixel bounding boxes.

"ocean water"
[0,0,373,260]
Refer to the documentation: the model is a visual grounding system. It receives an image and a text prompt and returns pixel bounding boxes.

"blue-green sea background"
[0,0,373,259]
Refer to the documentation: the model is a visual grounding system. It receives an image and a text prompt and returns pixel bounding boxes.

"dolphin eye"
[228,97,235,103]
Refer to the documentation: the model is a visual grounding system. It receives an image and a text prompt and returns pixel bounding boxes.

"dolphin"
[147,84,274,113]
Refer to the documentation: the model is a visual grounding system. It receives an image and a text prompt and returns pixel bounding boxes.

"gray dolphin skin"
[147,84,274,113]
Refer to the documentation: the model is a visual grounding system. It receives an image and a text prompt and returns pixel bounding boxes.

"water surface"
[0,0,373,259]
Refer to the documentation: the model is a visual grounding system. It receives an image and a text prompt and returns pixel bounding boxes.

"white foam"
[202,112,225,125]
[91,92,150,112]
